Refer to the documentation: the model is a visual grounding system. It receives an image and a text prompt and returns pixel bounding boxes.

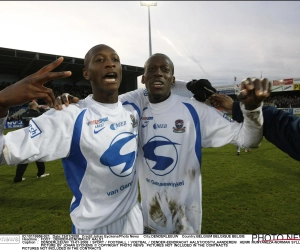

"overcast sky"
[1,1,300,87]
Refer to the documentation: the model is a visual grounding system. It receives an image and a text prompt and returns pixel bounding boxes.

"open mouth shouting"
[103,72,118,83]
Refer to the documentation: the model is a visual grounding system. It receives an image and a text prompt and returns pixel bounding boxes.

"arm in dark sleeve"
[262,106,300,161]
[232,101,244,123]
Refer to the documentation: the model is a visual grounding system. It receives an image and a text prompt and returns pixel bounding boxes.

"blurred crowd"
[264,94,300,108]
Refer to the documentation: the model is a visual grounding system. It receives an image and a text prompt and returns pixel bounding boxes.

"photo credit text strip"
[1,234,300,249]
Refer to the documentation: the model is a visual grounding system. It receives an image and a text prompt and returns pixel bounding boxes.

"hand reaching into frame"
[237,78,271,110]
[0,57,72,116]
[209,94,234,114]
[54,93,80,110]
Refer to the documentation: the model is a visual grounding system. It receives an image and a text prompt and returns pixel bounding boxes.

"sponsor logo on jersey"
[130,114,138,128]
[153,123,167,129]
[110,121,127,130]
[141,116,153,120]
[93,122,105,133]
[86,117,108,126]
[143,136,180,176]
[28,120,42,138]
[141,116,153,128]
[173,119,186,133]
[107,171,137,196]
[223,113,233,122]
[100,132,138,177]
[94,127,105,134]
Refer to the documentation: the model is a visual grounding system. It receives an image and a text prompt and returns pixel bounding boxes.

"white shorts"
[73,202,143,234]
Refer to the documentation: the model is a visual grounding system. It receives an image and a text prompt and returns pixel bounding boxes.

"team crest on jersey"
[173,119,186,133]
[130,114,138,128]
[100,132,138,177]
[28,120,42,138]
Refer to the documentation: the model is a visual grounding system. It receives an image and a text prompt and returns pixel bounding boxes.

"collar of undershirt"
[149,93,173,114]
[89,95,118,110]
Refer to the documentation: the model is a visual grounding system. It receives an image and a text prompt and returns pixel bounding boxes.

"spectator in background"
[264,94,300,108]
[13,100,49,182]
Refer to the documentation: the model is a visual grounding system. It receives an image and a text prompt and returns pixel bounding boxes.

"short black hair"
[84,44,116,68]
[144,53,175,75]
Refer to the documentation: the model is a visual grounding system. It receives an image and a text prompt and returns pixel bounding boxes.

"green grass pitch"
[0,129,299,234]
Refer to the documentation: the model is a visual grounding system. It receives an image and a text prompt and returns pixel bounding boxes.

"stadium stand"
[215,81,300,109]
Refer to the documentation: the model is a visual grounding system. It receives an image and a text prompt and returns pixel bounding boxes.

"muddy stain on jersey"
[149,193,167,226]
[149,193,185,233]
[185,168,196,180]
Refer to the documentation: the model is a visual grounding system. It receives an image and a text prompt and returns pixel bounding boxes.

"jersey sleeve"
[198,102,243,147]
[2,106,79,166]
[197,100,263,148]
[119,88,149,113]
[0,116,7,165]
[239,103,264,148]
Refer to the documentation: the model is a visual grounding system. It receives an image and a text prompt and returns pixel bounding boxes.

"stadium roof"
[0,47,144,83]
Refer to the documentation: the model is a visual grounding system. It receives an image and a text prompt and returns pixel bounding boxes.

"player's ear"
[171,76,175,86]
[141,75,145,84]
[83,68,89,80]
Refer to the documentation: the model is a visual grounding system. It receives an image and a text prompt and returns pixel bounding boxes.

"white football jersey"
[120,88,263,234]
[2,96,140,231]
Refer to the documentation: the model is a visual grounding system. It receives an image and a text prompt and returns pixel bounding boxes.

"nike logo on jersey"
[100,132,138,177]
[142,122,150,128]
[141,117,153,128]
[94,127,105,134]
[143,136,180,176]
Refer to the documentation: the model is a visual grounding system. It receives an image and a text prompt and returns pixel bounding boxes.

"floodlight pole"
[140,2,157,57]
[147,6,152,56]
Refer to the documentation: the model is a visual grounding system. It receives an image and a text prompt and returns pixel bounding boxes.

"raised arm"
[208,81,300,161]
[221,99,300,161]
[0,57,71,117]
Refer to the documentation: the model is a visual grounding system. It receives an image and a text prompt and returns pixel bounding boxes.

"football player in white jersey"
[0,45,143,234]
[56,53,270,234]
[126,53,270,234]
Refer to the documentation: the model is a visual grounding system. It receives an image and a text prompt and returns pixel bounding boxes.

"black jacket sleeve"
[232,101,244,123]
[232,101,300,161]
